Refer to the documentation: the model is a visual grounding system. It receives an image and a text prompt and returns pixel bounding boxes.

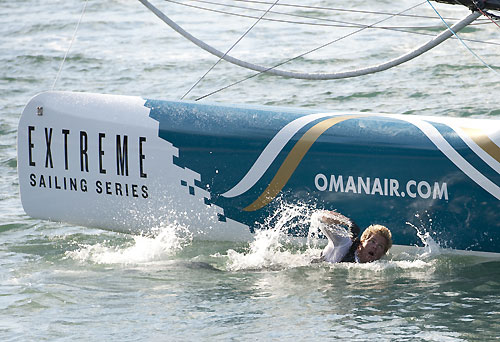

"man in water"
[317,211,392,263]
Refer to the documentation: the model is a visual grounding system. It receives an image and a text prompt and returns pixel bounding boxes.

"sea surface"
[1,0,500,341]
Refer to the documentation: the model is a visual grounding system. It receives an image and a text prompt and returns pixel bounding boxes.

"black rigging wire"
[470,0,500,24]
[146,0,499,99]
[187,0,453,28]
[232,0,464,20]
[181,0,281,99]
[194,1,429,101]
[164,0,500,46]
[231,0,492,22]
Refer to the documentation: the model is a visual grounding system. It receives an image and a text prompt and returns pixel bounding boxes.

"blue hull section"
[146,99,500,253]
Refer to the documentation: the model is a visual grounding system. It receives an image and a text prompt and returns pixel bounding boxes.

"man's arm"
[314,211,358,263]
[319,211,360,243]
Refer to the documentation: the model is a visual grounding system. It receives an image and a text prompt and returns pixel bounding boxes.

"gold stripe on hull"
[461,127,500,164]
[244,115,365,212]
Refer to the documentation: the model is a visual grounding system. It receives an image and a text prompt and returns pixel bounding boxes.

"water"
[1,0,500,340]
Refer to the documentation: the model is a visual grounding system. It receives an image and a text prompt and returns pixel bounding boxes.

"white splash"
[226,228,320,271]
[66,223,193,265]
[226,202,321,271]
[406,218,442,259]
[226,205,445,272]
[309,210,352,238]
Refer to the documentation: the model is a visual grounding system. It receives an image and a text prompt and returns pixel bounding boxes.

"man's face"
[357,233,387,263]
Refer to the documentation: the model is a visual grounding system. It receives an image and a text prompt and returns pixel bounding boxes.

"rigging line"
[173,0,474,30]
[51,0,89,90]
[472,0,500,28]
[141,0,477,82]
[426,1,499,75]
[168,0,373,29]
[181,0,281,99]
[483,11,500,28]
[232,0,473,21]
[193,2,428,100]
[194,0,492,27]
[166,0,500,46]
[195,10,480,100]
[232,0,486,21]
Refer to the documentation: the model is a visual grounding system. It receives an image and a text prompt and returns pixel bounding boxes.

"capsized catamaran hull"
[17,92,500,253]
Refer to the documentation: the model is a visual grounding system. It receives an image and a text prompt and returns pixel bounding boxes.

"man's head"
[356,224,392,263]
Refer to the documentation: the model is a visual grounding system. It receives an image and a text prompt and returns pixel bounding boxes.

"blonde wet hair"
[360,224,392,253]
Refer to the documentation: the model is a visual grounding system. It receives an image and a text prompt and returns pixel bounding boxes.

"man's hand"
[320,211,352,228]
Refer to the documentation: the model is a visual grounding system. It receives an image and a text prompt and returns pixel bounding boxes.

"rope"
[169,0,442,29]
[139,0,479,82]
[165,0,499,46]
[426,1,499,75]
[482,11,500,28]
[51,0,89,90]
[181,0,280,99]
[231,0,463,21]
[472,0,500,28]
[169,0,452,29]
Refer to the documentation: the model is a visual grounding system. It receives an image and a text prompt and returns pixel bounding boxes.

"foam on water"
[64,201,446,275]
[225,228,321,271]
[65,223,193,264]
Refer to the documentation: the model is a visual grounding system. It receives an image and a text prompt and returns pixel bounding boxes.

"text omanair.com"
[314,173,449,200]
